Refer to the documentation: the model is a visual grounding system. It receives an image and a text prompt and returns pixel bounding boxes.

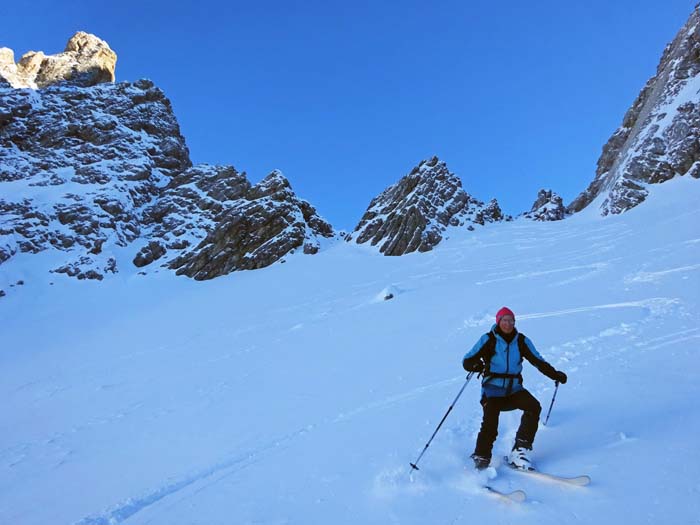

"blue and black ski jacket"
[462,325,558,398]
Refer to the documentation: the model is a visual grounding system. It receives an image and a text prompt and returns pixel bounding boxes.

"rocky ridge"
[350,157,507,256]
[0,33,334,285]
[568,6,700,215]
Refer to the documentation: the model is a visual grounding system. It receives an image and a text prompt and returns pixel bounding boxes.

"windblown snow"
[1,176,699,524]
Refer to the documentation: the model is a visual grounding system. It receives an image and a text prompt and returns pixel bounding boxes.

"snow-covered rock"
[523,189,566,221]
[350,157,506,255]
[0,34,337,283]
[568,6,700,215]
[167,169,335,280]
[0,78,190,279]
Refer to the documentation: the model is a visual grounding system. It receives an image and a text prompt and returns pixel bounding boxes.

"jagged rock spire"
[523,189,566,221]
[350,157,505,255]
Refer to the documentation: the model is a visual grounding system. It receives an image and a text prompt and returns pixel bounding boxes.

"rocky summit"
[523,189,566,221]
[0,32,117,89]
[568,6,700,215]
[350,157,506,256]
[0,33,334,284]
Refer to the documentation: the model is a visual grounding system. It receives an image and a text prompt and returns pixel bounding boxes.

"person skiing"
[462,307,567,471]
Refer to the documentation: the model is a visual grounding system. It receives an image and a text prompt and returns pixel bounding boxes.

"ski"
[484,485,527,502]
[504,458,591,486]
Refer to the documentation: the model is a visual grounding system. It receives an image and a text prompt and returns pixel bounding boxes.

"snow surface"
[1,176,699,524]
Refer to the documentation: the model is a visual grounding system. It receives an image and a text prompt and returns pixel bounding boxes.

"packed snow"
[1,176,699,524]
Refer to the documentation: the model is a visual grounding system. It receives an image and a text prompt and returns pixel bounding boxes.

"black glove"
[463,357,484,374]
[554,371,567,384]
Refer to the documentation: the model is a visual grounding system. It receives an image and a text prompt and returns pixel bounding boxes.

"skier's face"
[499,315,515,334]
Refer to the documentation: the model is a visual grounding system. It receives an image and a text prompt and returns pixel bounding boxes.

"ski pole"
[409,371,475,473]
[543,381,560,426]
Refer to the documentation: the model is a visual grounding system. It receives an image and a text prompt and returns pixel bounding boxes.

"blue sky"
[1,1,695,229]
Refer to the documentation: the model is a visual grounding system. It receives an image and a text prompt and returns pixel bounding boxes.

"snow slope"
[1,176,699,524]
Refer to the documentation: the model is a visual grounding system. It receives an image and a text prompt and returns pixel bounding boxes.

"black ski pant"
[473,389,542,459]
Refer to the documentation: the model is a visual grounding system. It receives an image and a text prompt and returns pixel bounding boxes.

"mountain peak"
[0,32,116,89]
[260,169,291,190]
[247,170,293,201]
[568,5,700,215]
[351,158,505,255]
[412,156,443,173]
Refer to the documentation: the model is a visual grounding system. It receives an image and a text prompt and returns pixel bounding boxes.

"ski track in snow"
[74,375,468,524]
[517,298,685,321]
[623,263,700,283]
[462,297,686,328]
[474,262,610,285]
[75,429,309,525]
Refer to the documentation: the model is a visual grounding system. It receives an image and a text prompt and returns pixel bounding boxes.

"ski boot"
[507,447,534,471]
[470,453,491,471]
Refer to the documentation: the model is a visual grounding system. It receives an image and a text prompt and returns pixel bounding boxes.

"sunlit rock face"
[0,32,117,89]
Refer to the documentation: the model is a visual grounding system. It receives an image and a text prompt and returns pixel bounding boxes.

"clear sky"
[1,1,695,230]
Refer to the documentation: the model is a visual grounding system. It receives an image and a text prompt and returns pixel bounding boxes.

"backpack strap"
[483,332,496,376]
[517,332,527,358]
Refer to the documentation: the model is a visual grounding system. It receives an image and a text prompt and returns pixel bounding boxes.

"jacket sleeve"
[520,335,558,380]
[462,333,490,371]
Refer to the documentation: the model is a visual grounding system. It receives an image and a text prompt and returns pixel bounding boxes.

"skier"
[462,307,567,471]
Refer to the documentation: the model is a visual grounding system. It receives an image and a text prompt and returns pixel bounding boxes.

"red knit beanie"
[496,307,515,324]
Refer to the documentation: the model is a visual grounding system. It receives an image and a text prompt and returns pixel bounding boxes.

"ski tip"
[572,475,592,486]
[485,486,527,503]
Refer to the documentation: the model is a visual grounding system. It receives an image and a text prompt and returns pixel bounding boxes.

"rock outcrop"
[0,78,190,279]
[568,6,700,215]
[350,157,506,255]
[523,189,566,221]
[0,33,334,283]
[0,32,117,89]
[151,168,335,280]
